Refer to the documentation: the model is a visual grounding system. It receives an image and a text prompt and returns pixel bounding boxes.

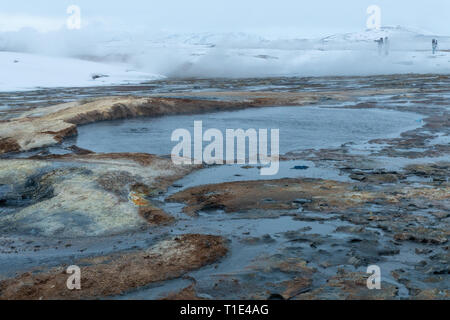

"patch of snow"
[0,51,164,92]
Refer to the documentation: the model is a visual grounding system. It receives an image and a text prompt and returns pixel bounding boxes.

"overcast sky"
[1,0,449,36]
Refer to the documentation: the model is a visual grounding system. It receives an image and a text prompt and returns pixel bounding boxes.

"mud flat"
[0,75,449,300]
[0,234,227,300]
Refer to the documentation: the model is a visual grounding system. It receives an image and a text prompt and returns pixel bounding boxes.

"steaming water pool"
[75,106,422,155]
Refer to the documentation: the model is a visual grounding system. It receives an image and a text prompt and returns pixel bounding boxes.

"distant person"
[384,37,390,56]
[375,37,384,55]
[432,39,438,54]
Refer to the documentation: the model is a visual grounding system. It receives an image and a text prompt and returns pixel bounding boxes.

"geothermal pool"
[75,106,421,155]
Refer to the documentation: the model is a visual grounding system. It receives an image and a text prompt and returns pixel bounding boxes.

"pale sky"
[1,0,449,36]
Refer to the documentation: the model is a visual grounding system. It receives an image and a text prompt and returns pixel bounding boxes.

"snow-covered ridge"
[321,26,448,43]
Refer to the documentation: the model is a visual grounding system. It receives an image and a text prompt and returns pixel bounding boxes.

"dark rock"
[268,293,285,300]
[293,198,312,205]
[291,166,309,170]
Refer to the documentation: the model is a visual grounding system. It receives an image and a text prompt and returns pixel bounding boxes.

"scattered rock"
[295,269,398,300]
[394,228,448,245]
